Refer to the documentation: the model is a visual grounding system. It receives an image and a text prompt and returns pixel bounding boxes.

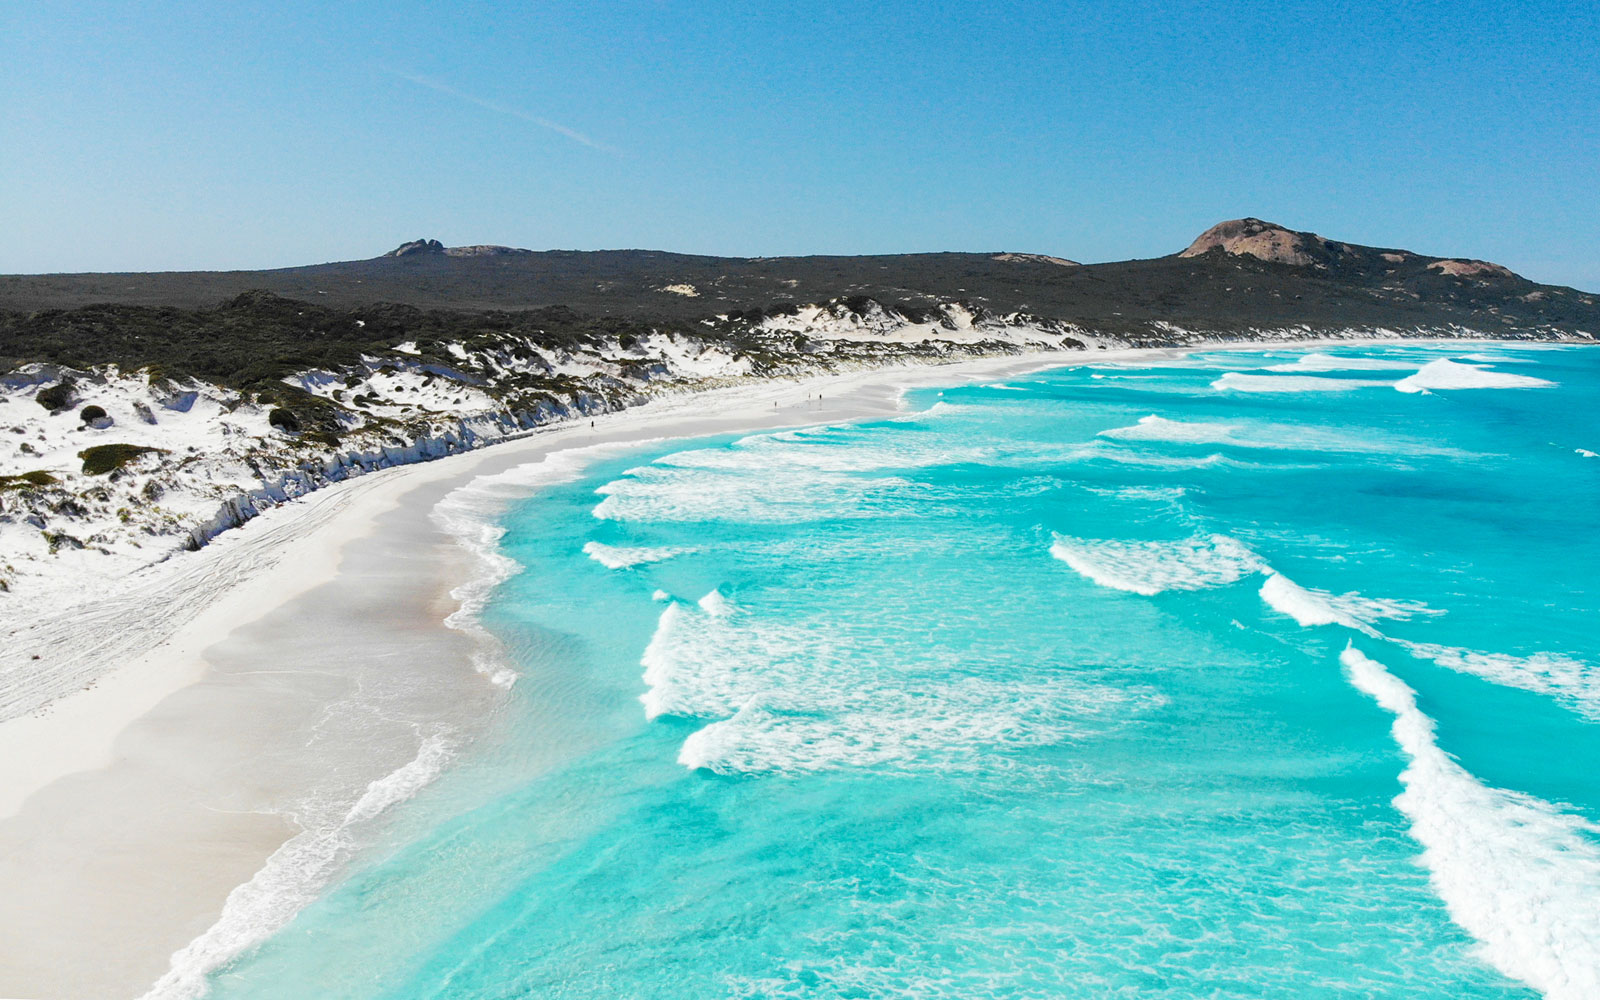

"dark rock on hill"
[385,239,536,259]
[385,238,446,257]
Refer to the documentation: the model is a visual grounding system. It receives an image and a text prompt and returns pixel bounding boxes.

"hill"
[1,221,1595,351]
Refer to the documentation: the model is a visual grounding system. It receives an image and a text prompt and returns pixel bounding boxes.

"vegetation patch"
[0,470,60,490]
[267,407,301,432]
[0,294,643,391]
[79,443,166,476]
[35,381,73,411]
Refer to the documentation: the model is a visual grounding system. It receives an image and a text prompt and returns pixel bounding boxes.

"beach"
[0,351,1076,1000]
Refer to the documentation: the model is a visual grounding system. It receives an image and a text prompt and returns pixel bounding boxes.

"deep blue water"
[202,344,1600,1000]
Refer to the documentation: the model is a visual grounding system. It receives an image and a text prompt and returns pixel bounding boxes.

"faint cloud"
[383,67,619,155]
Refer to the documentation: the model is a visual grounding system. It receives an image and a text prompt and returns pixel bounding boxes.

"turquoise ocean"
[200,344,1599,1000]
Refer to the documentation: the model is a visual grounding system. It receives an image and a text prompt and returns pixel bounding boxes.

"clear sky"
[4,0,1597,288]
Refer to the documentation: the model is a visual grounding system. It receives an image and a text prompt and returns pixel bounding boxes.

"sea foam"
[1259,573,1441,634]
[1395,359,1555,393]
[676,677,1161,776]
[1341,646,1600,1000]
[138,732,455,1000]
[1266,352,1419,372]
[1398,640,1600,721]
[1211,371,1391,392]
[1099,414,1456,456]
[641,592,1162,774]
[434,441,658,688]
[1050,534,1266,595]
[582,540,693,570]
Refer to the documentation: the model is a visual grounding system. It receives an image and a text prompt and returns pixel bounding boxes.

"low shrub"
[79,443,164,476]
[0,470,60,490]
[35,382,73,411]
[303,430,342,448]
[79,404,107,424]
[268,407,301,432]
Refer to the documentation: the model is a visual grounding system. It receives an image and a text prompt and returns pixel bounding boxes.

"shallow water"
[202,343,1599,1000]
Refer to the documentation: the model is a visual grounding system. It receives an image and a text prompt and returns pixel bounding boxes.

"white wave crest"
[1259,573,1440,634]
[1341,646,1600,1000]
[1398,640,1600,721]
[1100,415,1245,446]
[1211,372,1391,392]
[677,679,1162,775]
[1395,359,1555,393]
[639,602,753,720]
[591,432,934,524]
[581,540,692,570]
[1071,442,1242,470]
[138,732,454,1000]
[1266,352,1419,372]
[1050,534,1266,596]
[1099,414,1455,455]
[697,589,736,616]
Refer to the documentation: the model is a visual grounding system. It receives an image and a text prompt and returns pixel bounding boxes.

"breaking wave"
[641,597,1162,775]
[1050,533,1266,596]
[591,430,945,524]
[1341,647,1600,1000]
[1258,572,1442,634]
[1266,353,1420,372]
[1398,640,1600,721]
[1211,372,1392,392]
[1099,414,1459,456]
[1395,359,1556,393]
[582,540,693,570]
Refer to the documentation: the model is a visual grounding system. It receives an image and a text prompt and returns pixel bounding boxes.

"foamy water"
[1341,647,1600,1000]
[1049,532,1266,595]
[1211,370,1393,392]
[139,732,455,1000]
[198,343,1599,1000]
[1396,358,1557,393]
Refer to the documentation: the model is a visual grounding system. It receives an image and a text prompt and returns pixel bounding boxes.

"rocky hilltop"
[1181,218,1524,282]
[384,239,535,259]
[1181,218,1361,268]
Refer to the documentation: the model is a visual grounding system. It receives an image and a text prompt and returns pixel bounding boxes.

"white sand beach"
[0,352,1081,1000]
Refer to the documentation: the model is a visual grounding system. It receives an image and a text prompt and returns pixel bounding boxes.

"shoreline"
[0,338,1561,999]
[0,348,1082,1000]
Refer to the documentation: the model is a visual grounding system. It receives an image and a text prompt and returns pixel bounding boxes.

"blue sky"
[3,0,1597,288]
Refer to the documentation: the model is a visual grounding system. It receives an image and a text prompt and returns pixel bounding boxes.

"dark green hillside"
[0,293,671,389]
